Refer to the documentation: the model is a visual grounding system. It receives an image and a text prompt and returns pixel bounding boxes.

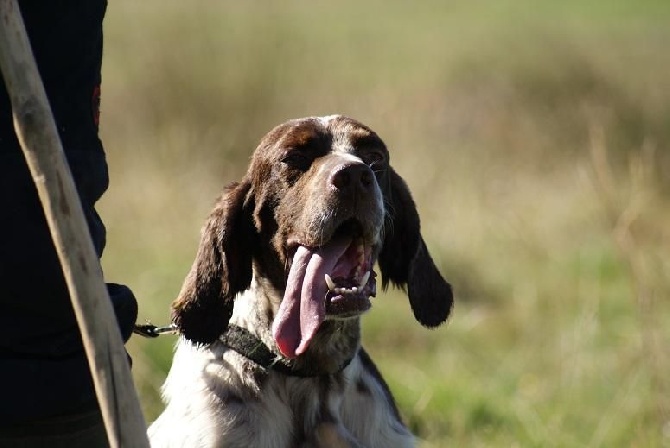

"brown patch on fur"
[356,379,371,396]
[312,422,354,448]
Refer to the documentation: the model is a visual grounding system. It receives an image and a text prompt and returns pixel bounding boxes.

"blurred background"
[98,1,670,446]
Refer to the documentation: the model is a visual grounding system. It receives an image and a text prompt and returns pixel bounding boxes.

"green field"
[98,1,670,446]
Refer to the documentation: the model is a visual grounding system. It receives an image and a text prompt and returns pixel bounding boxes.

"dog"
[148,115,453,447]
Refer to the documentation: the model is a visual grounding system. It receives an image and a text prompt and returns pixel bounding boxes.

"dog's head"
[172,115,453,358]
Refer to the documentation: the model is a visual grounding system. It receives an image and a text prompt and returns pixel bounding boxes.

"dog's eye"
[281,152,312,171]
[361,150,385,168]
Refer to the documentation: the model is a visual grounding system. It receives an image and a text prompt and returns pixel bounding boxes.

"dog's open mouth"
[272,221,377,359]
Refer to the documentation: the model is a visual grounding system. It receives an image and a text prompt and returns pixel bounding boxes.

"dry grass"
[97,1,670,445]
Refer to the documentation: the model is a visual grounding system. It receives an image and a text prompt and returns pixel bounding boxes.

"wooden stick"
[0,1,149,446]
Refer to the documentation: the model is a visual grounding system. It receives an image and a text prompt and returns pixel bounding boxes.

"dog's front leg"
[302,421,366,448]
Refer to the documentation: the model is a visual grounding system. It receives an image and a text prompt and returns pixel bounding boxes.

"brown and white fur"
[148,115,453,447]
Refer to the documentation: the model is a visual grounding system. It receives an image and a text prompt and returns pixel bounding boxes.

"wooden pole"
[0,1,150,446]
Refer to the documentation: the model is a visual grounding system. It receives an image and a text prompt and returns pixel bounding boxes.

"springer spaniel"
[148,115,453,447]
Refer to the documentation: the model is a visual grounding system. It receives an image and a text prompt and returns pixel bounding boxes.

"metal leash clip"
[133,322,177,338]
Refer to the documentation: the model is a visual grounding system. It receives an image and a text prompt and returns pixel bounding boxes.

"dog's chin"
[324,269,377,319]
[325,295,371,320]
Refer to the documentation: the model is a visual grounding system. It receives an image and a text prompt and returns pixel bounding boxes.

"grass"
[98,1,670,446]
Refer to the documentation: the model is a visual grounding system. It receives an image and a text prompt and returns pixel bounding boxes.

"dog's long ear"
[172,180,254,344]
[378,168,453,327]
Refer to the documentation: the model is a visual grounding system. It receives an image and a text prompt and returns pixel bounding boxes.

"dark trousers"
[0,402,109,448]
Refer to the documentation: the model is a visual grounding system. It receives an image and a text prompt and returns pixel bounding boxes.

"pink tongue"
[272,235,353,358]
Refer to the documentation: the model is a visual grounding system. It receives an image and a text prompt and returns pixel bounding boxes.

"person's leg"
[0,402,108,448]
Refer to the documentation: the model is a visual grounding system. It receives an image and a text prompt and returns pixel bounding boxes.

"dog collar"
[220,325,353,378]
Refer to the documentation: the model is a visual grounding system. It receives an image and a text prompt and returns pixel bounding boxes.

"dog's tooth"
[325,274,335,291]
[359,270,370,288]
[351,286,358,293]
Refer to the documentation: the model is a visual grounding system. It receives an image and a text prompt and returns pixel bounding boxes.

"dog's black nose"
[330,163,374,194]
